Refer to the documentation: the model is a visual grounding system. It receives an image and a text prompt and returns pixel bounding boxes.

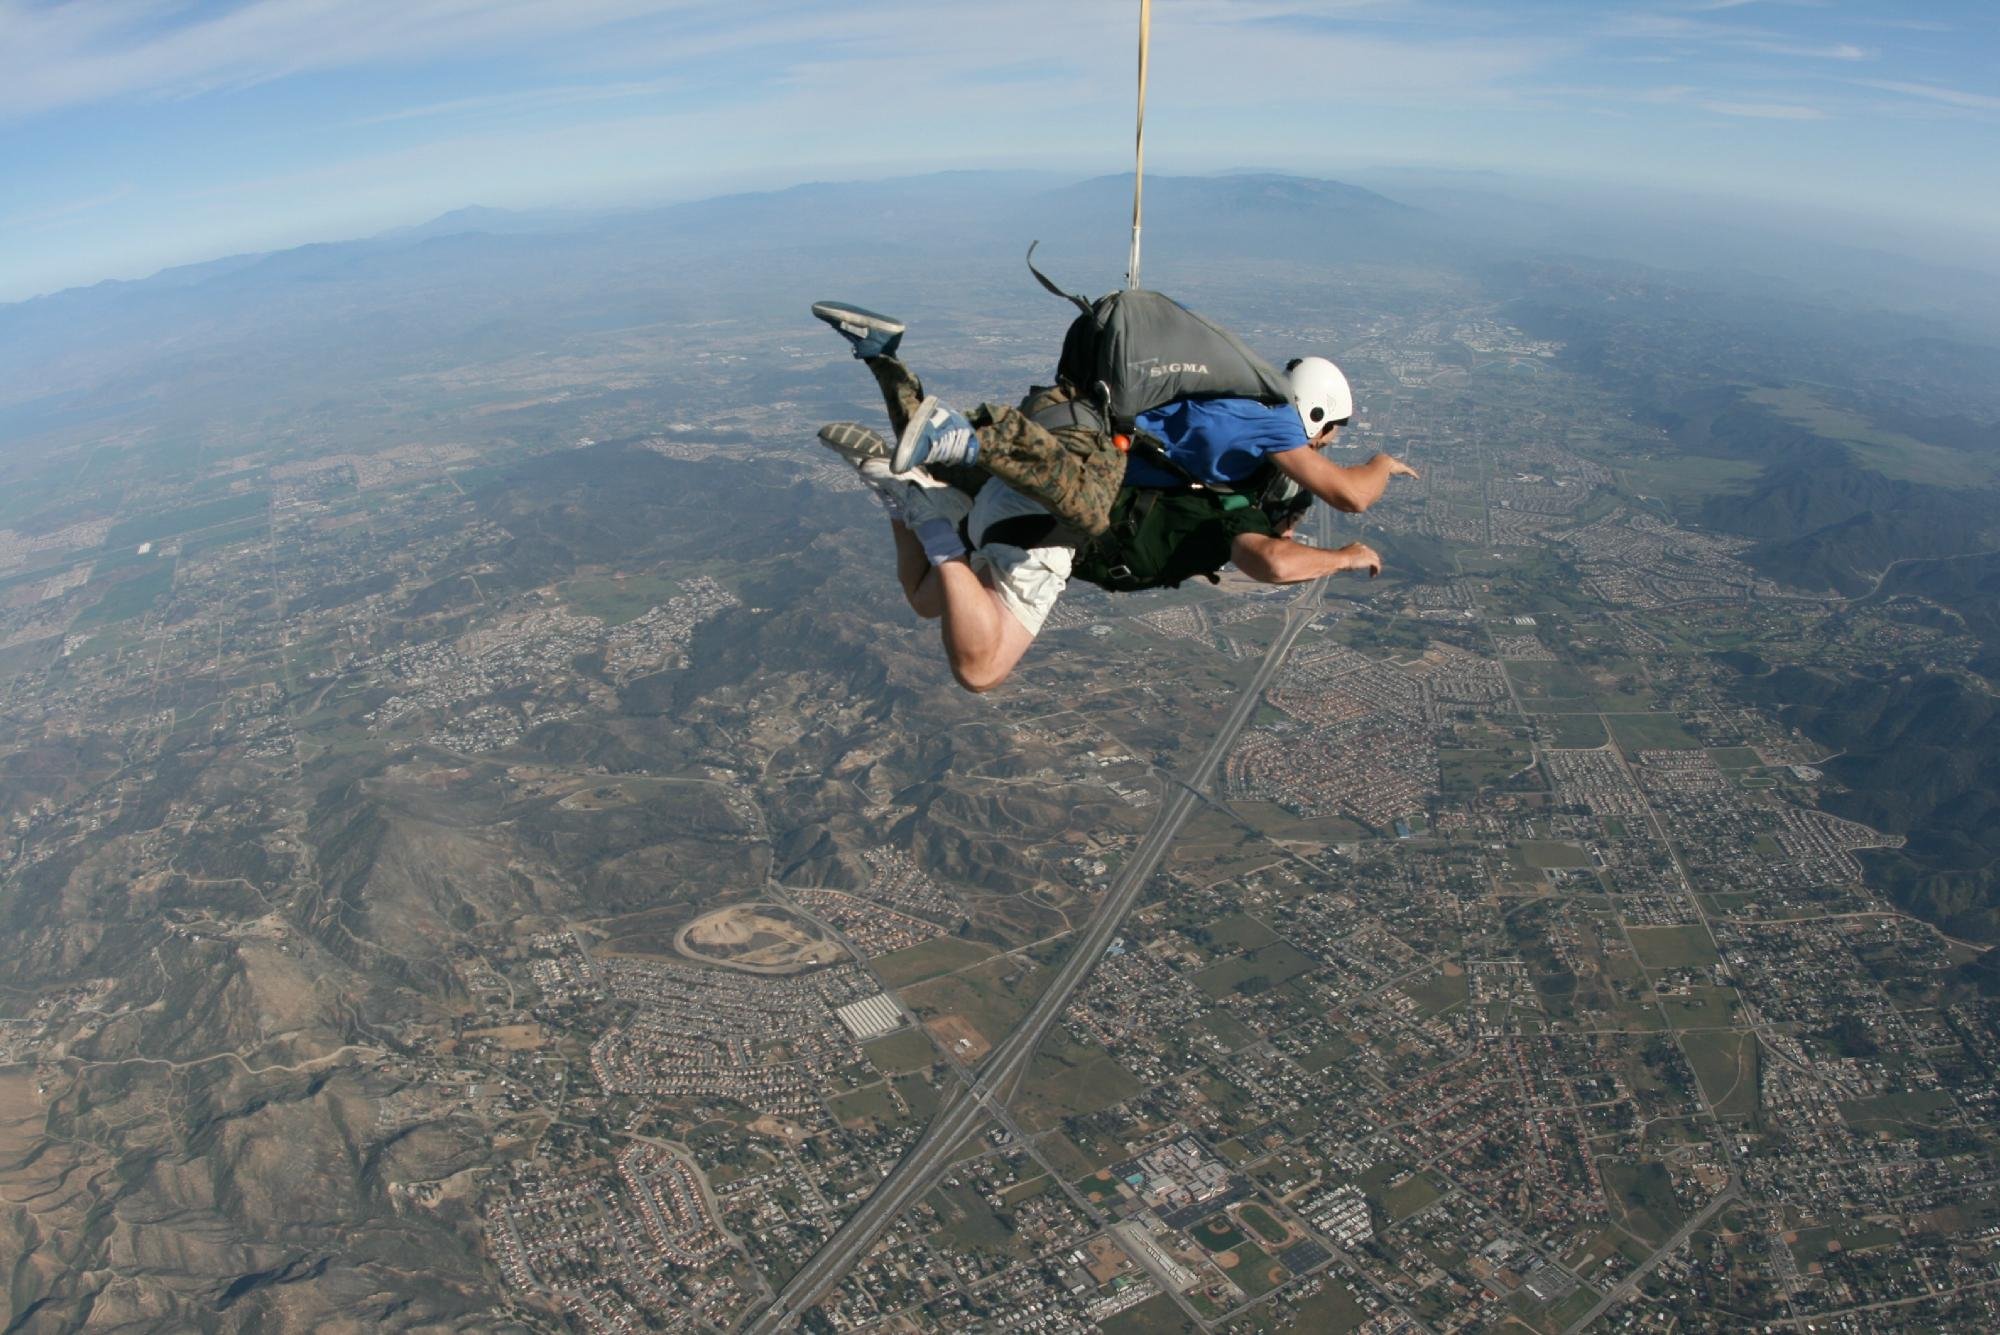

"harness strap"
[1125,429,1234,495]
[1025,242,1093,317]
[967,512,1065,554]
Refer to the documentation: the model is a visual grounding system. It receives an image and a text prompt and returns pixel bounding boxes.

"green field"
[1837,1089,1957,1133]
[1098,1294,1199,1335]
[1660,985,1739,1030]
[1613,452,1763,505]
[1682,1030,1759,1118]
[178,516,274,561]
[873,936,995,988]
[928,1181,1018,1255]
[1195,941,1318,999]
[1193,911,1279,956]
[1225,799,1359,845]
[895,1072,942,1121]
[561,572,689,625]
[1402,967,1470,1017]
[1787,1220,1902,1268]
[1548,714,1609,748]
[1193,1213,1246,1253]
[1608,995,1671,1032]
[1608,712,1701,752]
[1221,1239,1285,1297]
[1300,1030,1356,1073]
[1544,1287,1607,1332]
[901,953,1050,1061]
[1747,385,1998,488]
[1600,1159,1686,1243]
[1708,746,1764,769]
[106,491,269,548]
[863,1028,938,1075]
[999,1175,1050,1208]
[1520,840,1593,869]
[1381,1172,1444,1222]
[73,559,175,628]
[1506,662,1597,708]
[1440,745,1538,793]
[1200,1008,1259,1052]
[1238,1202,1289,1246]
[1628,924,1721,970]
[828,1083,900,1128]
[1013,1035,1143,1132]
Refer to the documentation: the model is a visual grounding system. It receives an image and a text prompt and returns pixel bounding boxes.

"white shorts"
[965,482,1073,637]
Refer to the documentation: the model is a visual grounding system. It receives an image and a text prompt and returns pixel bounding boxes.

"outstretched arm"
[1271,448,1418,513]
[1230,533,1381,584]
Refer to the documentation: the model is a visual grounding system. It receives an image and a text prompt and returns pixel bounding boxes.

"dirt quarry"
[674,904,847,973]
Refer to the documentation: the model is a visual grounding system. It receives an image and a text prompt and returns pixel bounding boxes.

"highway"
[748,550,1331,1332]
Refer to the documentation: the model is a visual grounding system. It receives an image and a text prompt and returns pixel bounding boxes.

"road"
[747,560,1330,1331]
[781,860,1215,1328]
[1559,1182,1739,1334]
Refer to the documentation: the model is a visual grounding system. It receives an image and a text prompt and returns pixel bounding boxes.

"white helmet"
[1287,356,1353,437]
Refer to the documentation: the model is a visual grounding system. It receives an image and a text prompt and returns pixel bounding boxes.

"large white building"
[834,993,904,1041]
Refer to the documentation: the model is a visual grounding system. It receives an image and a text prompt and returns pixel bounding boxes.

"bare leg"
[888,523,1029,690]
[889,520,943,620]
[862,356,1034,689]
[931,560,1035,694]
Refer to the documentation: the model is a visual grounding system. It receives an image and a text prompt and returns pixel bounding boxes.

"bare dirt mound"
[674,904,846,973]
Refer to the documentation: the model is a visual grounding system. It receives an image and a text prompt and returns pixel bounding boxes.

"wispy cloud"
[1851,18,1953,33]
[1740,39,1867,60]
[1606,11,1867,60]
[1564,82,1827,122]
[350,80,672,127]
[1851,78,2000,111]
[1680,0,1836,11]
[1697,98,1826,119]
[0,0,714,118]
[0,184,136,229]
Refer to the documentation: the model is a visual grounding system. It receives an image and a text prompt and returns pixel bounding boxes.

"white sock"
[913,518,967,566]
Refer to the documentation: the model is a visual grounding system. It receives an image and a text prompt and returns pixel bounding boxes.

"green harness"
[1072,484,1286,593]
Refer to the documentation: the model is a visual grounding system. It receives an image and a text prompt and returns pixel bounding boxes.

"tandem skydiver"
[809,300,1419,694]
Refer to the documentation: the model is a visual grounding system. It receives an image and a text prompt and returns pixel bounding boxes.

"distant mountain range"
[0,169,1431,428]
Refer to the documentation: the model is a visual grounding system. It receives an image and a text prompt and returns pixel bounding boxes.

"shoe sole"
[892,395,942,474]
[810,301,905,341]
[817,421,890,463]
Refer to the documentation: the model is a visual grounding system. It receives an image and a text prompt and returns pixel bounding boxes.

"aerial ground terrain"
[1,173,1998,1332]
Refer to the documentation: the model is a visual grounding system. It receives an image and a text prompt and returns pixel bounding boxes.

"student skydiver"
[810,301,1411,693]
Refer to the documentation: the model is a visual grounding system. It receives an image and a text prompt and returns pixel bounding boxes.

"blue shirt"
[1122,398,1306,489]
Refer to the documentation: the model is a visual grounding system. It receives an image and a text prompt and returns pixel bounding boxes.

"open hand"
[1337,541,1382,578]
[1375,453,1420,481]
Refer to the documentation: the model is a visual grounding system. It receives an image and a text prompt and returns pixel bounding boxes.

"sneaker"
[816,421,891,468]
[817,421,905,513]
[811,301,905,360]
[893,395,980,474]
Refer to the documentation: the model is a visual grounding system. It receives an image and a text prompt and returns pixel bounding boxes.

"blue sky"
[2,0,1996,301]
